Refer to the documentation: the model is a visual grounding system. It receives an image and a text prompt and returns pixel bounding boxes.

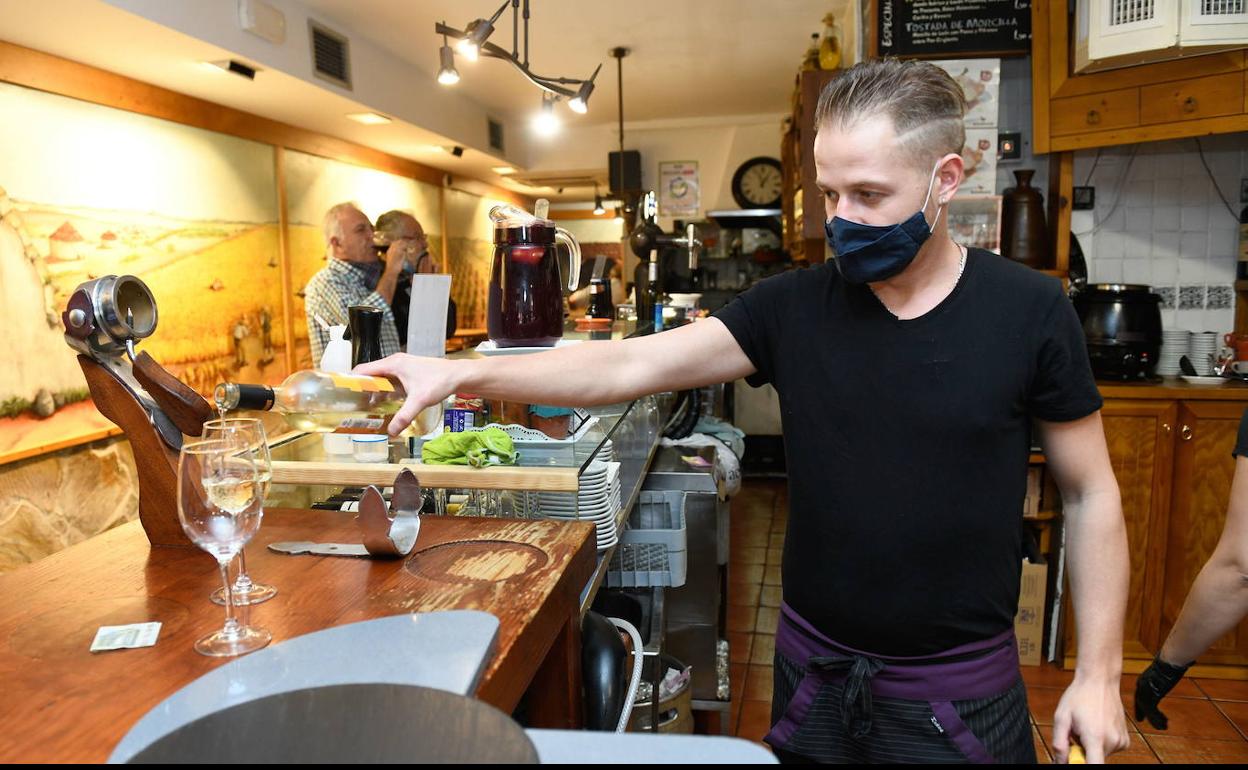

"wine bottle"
[645,249,660,332]
[214,370,442,437]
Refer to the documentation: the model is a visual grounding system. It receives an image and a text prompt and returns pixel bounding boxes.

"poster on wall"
[960,128,999,195]
[0,81,284,464]
[658,161,700,219]
[933,59,1000,128]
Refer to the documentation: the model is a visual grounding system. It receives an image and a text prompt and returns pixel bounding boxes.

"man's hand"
[355,354,461,436]
[1050,676,1131,763]
[1133,656,1193,730]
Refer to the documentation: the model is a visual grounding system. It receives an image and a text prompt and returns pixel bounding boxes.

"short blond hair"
[815,58,966,169]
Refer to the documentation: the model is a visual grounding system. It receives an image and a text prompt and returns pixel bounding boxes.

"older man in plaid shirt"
[303,202,413,363]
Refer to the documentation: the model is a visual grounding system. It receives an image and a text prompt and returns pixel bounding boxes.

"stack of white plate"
[537,461,623,551]
[1191,332,1219,376]
[1157,330,1191,376]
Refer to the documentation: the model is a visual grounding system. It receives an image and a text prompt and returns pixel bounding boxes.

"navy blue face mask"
[825,162,945,284]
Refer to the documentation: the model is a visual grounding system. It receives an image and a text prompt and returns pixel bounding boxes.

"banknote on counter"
[90,622,162,652]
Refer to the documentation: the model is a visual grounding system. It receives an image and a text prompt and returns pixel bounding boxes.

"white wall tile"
[1093,259,1122,283]
[1181,151,1207,178]
[1126,207,1154,233]
[1128,152,1155,180]
[1207,256,1236,284]
[1154,206,1181,232]
[1153,179,1182,206]
[1180,232,1209,259]
[1153,153,1183,181]
[1209,227,1238,258]
[1178,254,1206,282]
[1125,179,1154,206]
[1121,231,1151,258]
[1153,232,1181,259]
[1095,231,1126,259]
[1176,308,1207,332]
[1180,177,1209,202]
[1181,206,1209,232]
[1100,206,1126,232]
[1122,258,1152,284]
[1206,308,1236,335]
[1151,258,1179,285]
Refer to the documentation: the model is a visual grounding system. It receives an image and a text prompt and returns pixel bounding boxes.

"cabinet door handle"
[1162,422,1172,435]
[1181,424,1194,441]
[1086,109,1102,125]
[1183,96,1198,113]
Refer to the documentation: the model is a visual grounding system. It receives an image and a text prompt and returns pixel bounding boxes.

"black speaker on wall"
[608,150,641,195]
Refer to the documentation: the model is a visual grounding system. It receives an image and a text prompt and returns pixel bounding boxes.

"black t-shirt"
[714,248,1102,655]
[1233,409,1248,457]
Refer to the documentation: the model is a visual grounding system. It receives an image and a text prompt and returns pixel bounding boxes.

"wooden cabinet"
[781,68,839,263]
[1162,401,1248,665]
[1031,5,1248,153]
[1065,392,1248,674]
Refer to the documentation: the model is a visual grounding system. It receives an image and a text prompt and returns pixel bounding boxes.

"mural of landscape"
[0,81,284,462]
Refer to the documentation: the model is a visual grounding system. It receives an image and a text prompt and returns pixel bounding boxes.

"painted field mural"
[0,81,284,463]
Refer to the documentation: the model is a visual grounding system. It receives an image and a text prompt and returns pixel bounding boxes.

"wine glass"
[202,418,277,606]
[177,439,272,657]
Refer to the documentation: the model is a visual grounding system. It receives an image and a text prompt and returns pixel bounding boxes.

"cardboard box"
[1015,557,1048,666]
[1023,466,1042,518]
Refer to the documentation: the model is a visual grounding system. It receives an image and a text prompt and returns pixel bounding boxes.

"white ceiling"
[0,0,848,193]
[299,0,839,125]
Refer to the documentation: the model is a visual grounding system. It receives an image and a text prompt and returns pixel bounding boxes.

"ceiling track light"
[532,92,560,136]
[437,34,460,85]
[593,184,606,215]
[435,0,599,114]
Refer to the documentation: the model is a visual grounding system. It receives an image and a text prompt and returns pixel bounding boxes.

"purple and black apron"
[765,602,1036,764]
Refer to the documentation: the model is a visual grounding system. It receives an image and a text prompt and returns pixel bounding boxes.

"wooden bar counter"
[0,508,596,762]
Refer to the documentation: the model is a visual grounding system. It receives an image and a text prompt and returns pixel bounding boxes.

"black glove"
[1134,655,1193,730]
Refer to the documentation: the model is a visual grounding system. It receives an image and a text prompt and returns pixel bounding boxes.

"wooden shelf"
[1235,280,1248,292]
[1039,269,1067,278]
[271,460,580,492]
[1024,509,1058,522]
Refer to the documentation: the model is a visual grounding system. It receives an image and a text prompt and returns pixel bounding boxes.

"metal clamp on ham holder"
[61,275,214,547]
[269,469,423,558]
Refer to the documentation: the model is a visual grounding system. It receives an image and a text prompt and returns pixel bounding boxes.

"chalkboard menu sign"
[876,0,1031,58]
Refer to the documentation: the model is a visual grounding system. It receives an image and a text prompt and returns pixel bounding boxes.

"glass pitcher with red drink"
[487,204,580,347]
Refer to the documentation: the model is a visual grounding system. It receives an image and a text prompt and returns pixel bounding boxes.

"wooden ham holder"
[75,352,213,549]
[64,275,213,549]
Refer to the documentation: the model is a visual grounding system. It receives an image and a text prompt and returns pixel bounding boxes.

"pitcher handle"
[555,227,581,292]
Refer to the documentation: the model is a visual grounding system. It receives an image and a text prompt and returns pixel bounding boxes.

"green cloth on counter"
[421,427,518,467]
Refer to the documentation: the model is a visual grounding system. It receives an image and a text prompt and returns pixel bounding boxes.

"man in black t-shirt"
[361,59,1131,763]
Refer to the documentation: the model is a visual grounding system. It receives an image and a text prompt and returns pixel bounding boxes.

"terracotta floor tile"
[1120,672,1204,699]
[768,532,785,549]
[736,531,769,549]
[745,665,774,703]
[730,564,765,586]
[737,700,774,742]
[1028,686,1065,726]
[751,633,776,666]
[730,546,767,566]
[760,585,783,608]
[728,632,754,665]
[728,581,761,607]
[766,547,783,565]
[727,604,757,634]
[755,606,780,635]
[1215,700,1248,739]
[1021,664,1074,689]
[1145,734,1248,763]
[1105,732,1160,764]
[730,662,747,705]
[763,564,783,586]
[1196,678,1248,702]
[1033,726,1052,764]
[1133,696,1241,740]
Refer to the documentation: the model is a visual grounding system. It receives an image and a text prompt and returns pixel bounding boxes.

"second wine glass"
[202,417,277,606]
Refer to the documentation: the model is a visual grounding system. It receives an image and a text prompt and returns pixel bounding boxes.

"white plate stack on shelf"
[1190,332,1219,376]
[1157,330,1191,376]
[535,461,623,551]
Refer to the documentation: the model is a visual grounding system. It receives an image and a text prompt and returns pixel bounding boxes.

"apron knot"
[811,654,885,738]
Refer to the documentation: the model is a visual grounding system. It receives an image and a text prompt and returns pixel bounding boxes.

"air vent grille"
[309,20,351,90]
[1109,0,1156,26]
[488,119,505,153]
